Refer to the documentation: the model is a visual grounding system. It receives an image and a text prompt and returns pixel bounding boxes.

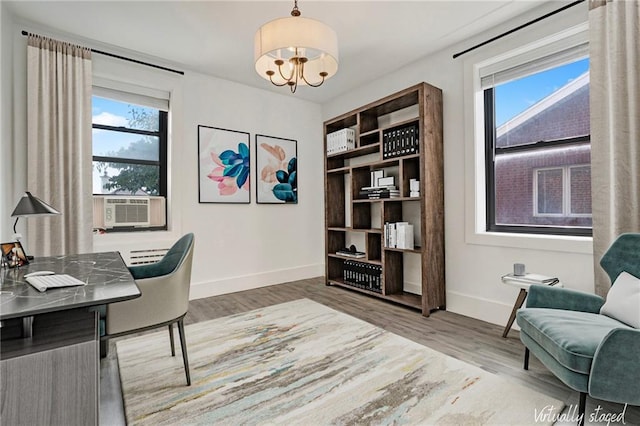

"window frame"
[91,96,169,232]
[463,23,592,253]
[483,81,592,237]
[91,105,168,197]
[533,166,565,217]
[532,165,592,218]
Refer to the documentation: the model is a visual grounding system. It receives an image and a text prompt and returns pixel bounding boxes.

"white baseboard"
[445,290,518,330]
[403,281,422,296]
[189,263,325,300]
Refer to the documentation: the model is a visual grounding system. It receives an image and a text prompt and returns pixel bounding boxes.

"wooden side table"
[501,273,562,338]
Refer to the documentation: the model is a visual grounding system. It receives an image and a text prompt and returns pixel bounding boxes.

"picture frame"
[1,241,29,268]
[198,125,251,204]
[255,134,298,204]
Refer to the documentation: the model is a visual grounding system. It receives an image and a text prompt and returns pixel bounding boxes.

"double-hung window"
[91,86,168,231]
[482,42,591,236]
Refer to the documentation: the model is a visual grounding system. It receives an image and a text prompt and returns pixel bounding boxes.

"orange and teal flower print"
[207,142,250,196]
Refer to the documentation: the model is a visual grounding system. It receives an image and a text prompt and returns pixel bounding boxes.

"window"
[92,88,168,231]
[534,165,592,217]
[483,49,591,236]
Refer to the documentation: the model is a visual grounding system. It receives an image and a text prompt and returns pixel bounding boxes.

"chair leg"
[524,347,530,370]
[578,392,587,426]
[177,318,191,386]
[100,339,109,358]
[168,324,175,356]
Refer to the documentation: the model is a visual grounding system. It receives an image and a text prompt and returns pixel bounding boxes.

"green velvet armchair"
[516,233,640,425]
[101,233,195,385]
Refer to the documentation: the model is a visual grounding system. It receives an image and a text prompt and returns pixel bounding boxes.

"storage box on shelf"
[324,82,444,316]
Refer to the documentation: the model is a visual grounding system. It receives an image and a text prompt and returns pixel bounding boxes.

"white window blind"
[93,78,169,111]
[479,25,588,90]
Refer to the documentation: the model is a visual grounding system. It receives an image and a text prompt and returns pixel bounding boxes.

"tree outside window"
[92,96,167,196]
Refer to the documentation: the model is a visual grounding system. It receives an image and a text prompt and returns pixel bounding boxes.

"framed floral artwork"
[256,134,297,204]
[198,125,251,203]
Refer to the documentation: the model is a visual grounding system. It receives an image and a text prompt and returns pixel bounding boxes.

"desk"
[501,273,562,338]
[0,252,140,426]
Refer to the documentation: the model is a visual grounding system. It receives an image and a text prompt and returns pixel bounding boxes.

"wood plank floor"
[100,277,639,425]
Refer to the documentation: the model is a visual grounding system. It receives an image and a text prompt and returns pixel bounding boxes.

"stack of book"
[343,260,382,293]
[382,124,419,159]
[359,186,400,199]
[336,248,365,258]
[502,273,560,286]
[326,128,355,154]
[384,222,415,249]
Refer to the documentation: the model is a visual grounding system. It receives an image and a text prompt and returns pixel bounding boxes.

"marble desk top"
[0,251,140,320]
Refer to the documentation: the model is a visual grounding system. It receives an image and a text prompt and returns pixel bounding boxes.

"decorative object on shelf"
[383,123,419,159]
[198,125,251,204]
[1,241,29,268]
[384,222,415,249]
[359,186,400,200]
[336,245,365,259]
[254,0,338,93]
[409,179,420,197]
[343,260,382,293]
[256,134,297,204]
[10,191,61,258]
[326,128,354,154]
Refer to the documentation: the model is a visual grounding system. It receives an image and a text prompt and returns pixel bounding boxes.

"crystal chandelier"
[254,0,338,93]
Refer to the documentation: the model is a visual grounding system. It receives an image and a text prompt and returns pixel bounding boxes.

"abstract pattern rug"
[116,299,563,425]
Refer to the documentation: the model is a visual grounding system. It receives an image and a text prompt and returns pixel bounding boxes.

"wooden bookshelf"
[323,83,445,316]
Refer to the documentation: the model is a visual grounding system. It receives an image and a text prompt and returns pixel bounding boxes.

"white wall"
[1,12,325,298]
[322,2,594,326]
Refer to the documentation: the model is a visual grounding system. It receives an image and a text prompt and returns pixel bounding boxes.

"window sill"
[465,230,592,254]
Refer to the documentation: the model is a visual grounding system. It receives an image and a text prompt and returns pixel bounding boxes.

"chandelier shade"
[254,3,338,92]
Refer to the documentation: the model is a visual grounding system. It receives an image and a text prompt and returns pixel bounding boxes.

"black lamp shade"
[11,192,61,217]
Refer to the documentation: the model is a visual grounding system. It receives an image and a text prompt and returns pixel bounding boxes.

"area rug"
[116,299,564,425]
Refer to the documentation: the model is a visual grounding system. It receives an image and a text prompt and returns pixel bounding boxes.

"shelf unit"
[324,82,444,316]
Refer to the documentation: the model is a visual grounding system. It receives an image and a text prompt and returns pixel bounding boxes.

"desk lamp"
[11,191,61,258]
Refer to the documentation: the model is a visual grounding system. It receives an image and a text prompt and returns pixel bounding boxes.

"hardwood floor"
[100,277,639,425]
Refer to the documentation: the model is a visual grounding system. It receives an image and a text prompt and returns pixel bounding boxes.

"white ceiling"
[4,1,553,103]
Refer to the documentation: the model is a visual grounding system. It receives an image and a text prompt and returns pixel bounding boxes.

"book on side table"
[502,273,560,286]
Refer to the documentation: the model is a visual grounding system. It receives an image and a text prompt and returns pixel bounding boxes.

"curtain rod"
[21,30,185,76]
[452,0,585,59]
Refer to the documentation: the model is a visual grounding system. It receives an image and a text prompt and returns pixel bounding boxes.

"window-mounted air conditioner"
[103,197,150,228]
[93,196,166,230]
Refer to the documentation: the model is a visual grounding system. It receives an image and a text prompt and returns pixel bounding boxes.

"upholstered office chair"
[102,233,195,386]
[516,233,640,425]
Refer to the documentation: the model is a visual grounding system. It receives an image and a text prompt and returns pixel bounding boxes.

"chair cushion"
[517,308,632,374]
[600,271,640,328]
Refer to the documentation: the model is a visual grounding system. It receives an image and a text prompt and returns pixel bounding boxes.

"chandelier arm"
[300,62,326,88]
[268,74,292,87]
[290,61,299,93]
[277,63,295,82]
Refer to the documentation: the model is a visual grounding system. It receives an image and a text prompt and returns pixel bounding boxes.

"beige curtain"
[26,35,93,256]
[590,0,640,295]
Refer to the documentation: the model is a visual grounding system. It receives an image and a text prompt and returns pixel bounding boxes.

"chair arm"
[525,285,605,313]
[589,328,640,405]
